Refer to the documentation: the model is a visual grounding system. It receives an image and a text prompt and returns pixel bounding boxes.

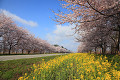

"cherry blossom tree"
[54,0,120,54]
[0,13,70,54]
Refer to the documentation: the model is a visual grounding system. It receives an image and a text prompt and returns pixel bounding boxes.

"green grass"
[94,54,120,70]
[0,55,61,80]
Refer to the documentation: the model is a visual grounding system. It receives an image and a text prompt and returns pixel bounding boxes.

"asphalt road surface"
[0,54,65,61]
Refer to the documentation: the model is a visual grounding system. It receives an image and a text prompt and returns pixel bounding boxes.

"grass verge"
[0,55,61,80]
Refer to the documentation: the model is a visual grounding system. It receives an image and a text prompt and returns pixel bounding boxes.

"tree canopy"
[54,0,120,54]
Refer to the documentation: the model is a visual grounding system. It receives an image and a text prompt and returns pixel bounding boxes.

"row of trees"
[55,0,120,54]
[0,13,70,54]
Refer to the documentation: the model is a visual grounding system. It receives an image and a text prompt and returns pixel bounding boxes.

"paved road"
[0,54,65,61]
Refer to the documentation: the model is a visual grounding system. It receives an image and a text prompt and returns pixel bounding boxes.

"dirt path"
[0,54,65,61]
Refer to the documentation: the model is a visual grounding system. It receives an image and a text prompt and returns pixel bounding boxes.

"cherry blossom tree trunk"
[33,49,36,54]
[3,46,5,54]
[95,47,97,54]
[16,50,18,54]
[8,45,12,54]
[3,48,5,54]
[117,25,120,53]
[100,48,102,54]
[111,44,114,54]
[2,41,6,54]
[28,51,30,54]
[101,47,104,54]
[22,49,24,54]
[104,42,106,54]
[89,50,92,54]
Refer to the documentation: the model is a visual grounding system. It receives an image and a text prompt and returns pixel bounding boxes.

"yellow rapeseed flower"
[70,63,73,66]
[19,53,119,80]
[96,77,100,80]
[18,77,23,80]
[105,73,111,80]
[25,73,27,76]
[80,74,84,79]
[98,72,101,75]
[33,77,35,79]
[34,69,37,73]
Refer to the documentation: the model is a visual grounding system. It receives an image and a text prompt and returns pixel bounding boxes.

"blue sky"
[0,0,79,52]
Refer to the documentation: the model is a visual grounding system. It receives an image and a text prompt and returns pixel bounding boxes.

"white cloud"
[1,9,38,27]
[46,25,79,52]
[54,25,74,36]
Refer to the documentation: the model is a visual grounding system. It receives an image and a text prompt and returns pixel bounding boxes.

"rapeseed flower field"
[18,53,120,80]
